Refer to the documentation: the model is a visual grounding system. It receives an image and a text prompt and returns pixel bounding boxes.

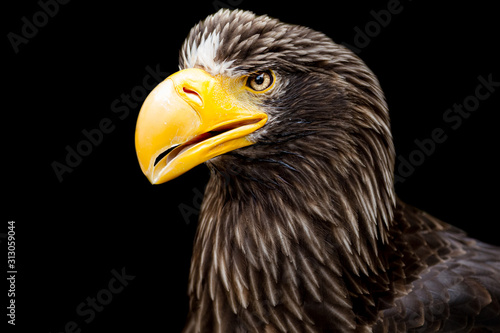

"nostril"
[183,87,203,106]
[183,87,196,94]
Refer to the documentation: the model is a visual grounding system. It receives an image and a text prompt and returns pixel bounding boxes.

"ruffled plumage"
[178,9,500,333]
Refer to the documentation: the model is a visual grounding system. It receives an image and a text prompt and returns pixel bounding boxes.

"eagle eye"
[246,70,274,92]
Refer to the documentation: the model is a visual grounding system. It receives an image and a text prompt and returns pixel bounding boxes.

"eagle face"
[135,9,393,192]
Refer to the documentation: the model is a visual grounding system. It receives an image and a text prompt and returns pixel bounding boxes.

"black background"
[5,0,499,332]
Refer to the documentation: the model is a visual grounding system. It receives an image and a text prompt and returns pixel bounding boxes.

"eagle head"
[137,10,392,181]
[135,9,399,331]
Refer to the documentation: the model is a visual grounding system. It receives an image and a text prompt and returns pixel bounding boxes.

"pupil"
[255,74,264,85]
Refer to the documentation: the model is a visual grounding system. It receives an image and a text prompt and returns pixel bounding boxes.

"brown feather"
[177,9,500,333]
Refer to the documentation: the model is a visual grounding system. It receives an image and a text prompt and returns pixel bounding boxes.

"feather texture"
[177,9,500,332]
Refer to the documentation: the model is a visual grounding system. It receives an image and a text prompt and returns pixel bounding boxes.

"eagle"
[134,9,500,333]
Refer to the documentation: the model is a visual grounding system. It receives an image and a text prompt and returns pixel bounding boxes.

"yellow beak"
[135,68,268,184]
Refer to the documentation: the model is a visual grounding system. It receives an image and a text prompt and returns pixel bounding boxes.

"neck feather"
[185,136,396,331]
